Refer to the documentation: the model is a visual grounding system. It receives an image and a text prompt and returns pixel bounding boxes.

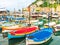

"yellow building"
[56,5,60,12]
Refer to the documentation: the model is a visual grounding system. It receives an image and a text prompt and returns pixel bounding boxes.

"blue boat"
[8,33,25,39]
[14,17,26,21]
[26,28,53,44]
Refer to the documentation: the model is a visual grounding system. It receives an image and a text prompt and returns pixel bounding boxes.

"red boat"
[10,26,38,36]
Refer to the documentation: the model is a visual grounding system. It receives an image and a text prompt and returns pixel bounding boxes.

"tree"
[39,0,50,7]
[54,3,58,11]
[49,3,58,12]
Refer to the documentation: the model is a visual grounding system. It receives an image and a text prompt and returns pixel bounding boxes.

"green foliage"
[54,3,58,8]
[32,0,40,5]
[43,2,49,7]
[40,1,50,7]
[49,3,58,11]
[31,0,58,8]
[40,2,58,8]
[49,3,57,8]
[49,4,54,8]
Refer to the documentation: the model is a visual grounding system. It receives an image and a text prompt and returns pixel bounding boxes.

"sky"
[0,0,35,11]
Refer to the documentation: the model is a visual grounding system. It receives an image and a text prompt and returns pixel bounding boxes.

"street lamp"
[28,6,31,26]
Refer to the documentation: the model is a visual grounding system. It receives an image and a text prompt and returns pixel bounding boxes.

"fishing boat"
[44,22,56,28]
[8,26,38,39]
[32,20,44,29]
[14,17,26,22]
[2,22,20,33]
[26,28,53,45]
[0,20,8,33]
[54,24,60,32]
